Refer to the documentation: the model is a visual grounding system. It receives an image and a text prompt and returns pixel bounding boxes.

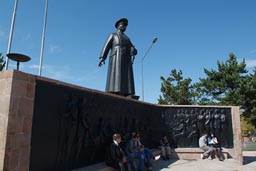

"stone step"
[71,149,161,171]
[71,148,232,171]
[170,148,231,160]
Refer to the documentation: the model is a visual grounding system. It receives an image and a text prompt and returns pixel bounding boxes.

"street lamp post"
[141,37,158,101]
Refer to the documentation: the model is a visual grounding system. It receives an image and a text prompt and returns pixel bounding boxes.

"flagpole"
[38,0,48,76]
[5,0,19,70]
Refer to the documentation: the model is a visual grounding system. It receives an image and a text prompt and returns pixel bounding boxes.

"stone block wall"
[0,70,35,171]
[230,106,243,163]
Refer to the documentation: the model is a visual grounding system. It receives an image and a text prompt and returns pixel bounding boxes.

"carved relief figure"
[165,107,230,148]
[76,97,91,162]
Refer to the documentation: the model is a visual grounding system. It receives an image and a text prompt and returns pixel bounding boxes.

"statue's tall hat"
[115,18,128,28]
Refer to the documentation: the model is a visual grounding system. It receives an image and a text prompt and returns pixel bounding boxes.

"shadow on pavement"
[243,156,256,165]
[152,159,185,170]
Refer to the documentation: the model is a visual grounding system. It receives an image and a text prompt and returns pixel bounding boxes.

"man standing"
[99,18,138,98]
[199,132,213,159]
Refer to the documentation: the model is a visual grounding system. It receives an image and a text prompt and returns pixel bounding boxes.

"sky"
[1,0,256,103]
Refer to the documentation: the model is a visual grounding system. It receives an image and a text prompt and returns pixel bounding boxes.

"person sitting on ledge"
[105,134,128,171]
[160,135,171,160]
[207,132,224,161]
[199,131,214,159]
[125,132,138,171]
[133,134,155,171]
[134,144,155,171]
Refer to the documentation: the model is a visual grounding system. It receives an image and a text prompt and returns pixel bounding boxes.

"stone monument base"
[0,70,242,171]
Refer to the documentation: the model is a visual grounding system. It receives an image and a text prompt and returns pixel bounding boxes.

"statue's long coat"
[100,32,137,96]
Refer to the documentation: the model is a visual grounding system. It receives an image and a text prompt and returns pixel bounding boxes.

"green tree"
[158,69,195,105]
[0,53,6,71]
[158,53,256,126]
[240,116,256,136]
[197,53,256,125]
[198,53,248,106]
[242,68,256,125]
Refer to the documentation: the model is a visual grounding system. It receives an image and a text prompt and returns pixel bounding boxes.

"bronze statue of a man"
[98,18,138,97]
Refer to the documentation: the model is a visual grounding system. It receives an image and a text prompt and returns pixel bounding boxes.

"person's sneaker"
[208,156,213,160]
[162,156,166,160]
[147,167,153,171]
[145,162,152,169]
[201,154,208,159]
[219,158,224,161]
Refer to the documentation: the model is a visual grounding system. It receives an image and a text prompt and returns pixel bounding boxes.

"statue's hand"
[130,47,138,56]
[98,57,105,67]
[98,61,104,67]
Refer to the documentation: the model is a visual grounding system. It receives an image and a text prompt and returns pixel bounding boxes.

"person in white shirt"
[199,132,213,159]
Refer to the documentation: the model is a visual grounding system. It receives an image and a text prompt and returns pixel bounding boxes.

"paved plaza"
[151,151,256,171]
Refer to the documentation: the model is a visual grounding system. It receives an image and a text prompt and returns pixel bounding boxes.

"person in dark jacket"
[98,18,138,98]
[207,132,224,161]
[160,136,171,160]
[105,134,128,171]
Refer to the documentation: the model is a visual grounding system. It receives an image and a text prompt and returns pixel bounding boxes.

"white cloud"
[21,63,101,88]
[245,59,256,68]
[249,49,256,54]
[71,69,101,82]
[28,64,39,69]
[20,64,69,80]
[0,28,6,41]
[42,64,71,80]
[49,44,62,54]
[0,30,5,38]
[22,33,32,41]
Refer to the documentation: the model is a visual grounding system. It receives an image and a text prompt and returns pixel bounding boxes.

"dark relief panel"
[30,80,162,171]
[160,107,233,148]
[30,80,233,171]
